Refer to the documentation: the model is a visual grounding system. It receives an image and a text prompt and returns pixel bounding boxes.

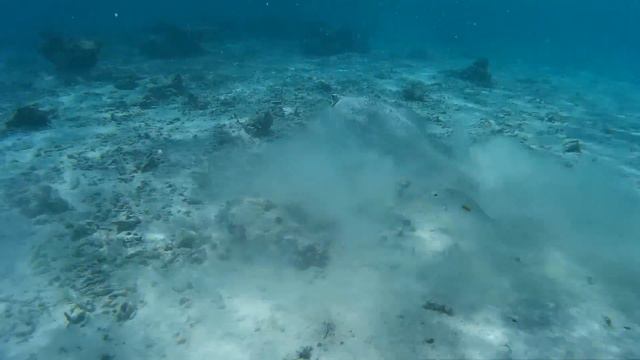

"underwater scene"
[1,1,639,359]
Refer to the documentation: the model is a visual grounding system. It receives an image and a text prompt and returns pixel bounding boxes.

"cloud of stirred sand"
[168,98,637,356]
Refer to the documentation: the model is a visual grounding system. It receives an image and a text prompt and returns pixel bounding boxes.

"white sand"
[0,43,639,359]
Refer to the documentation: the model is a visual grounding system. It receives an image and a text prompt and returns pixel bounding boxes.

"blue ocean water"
[0,1,639,359]
[2,1,639,76]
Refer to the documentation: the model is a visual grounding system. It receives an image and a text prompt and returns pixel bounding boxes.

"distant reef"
[40,35,101,74]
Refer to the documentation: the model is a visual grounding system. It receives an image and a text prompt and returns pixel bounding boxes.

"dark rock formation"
[5,105,52,131]
[140,24,205,59]
[244,111,274,138]
[448,58,493,87]
[40,36,101,73]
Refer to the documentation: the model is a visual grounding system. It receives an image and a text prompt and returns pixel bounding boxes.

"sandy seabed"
[1,41,639,359]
